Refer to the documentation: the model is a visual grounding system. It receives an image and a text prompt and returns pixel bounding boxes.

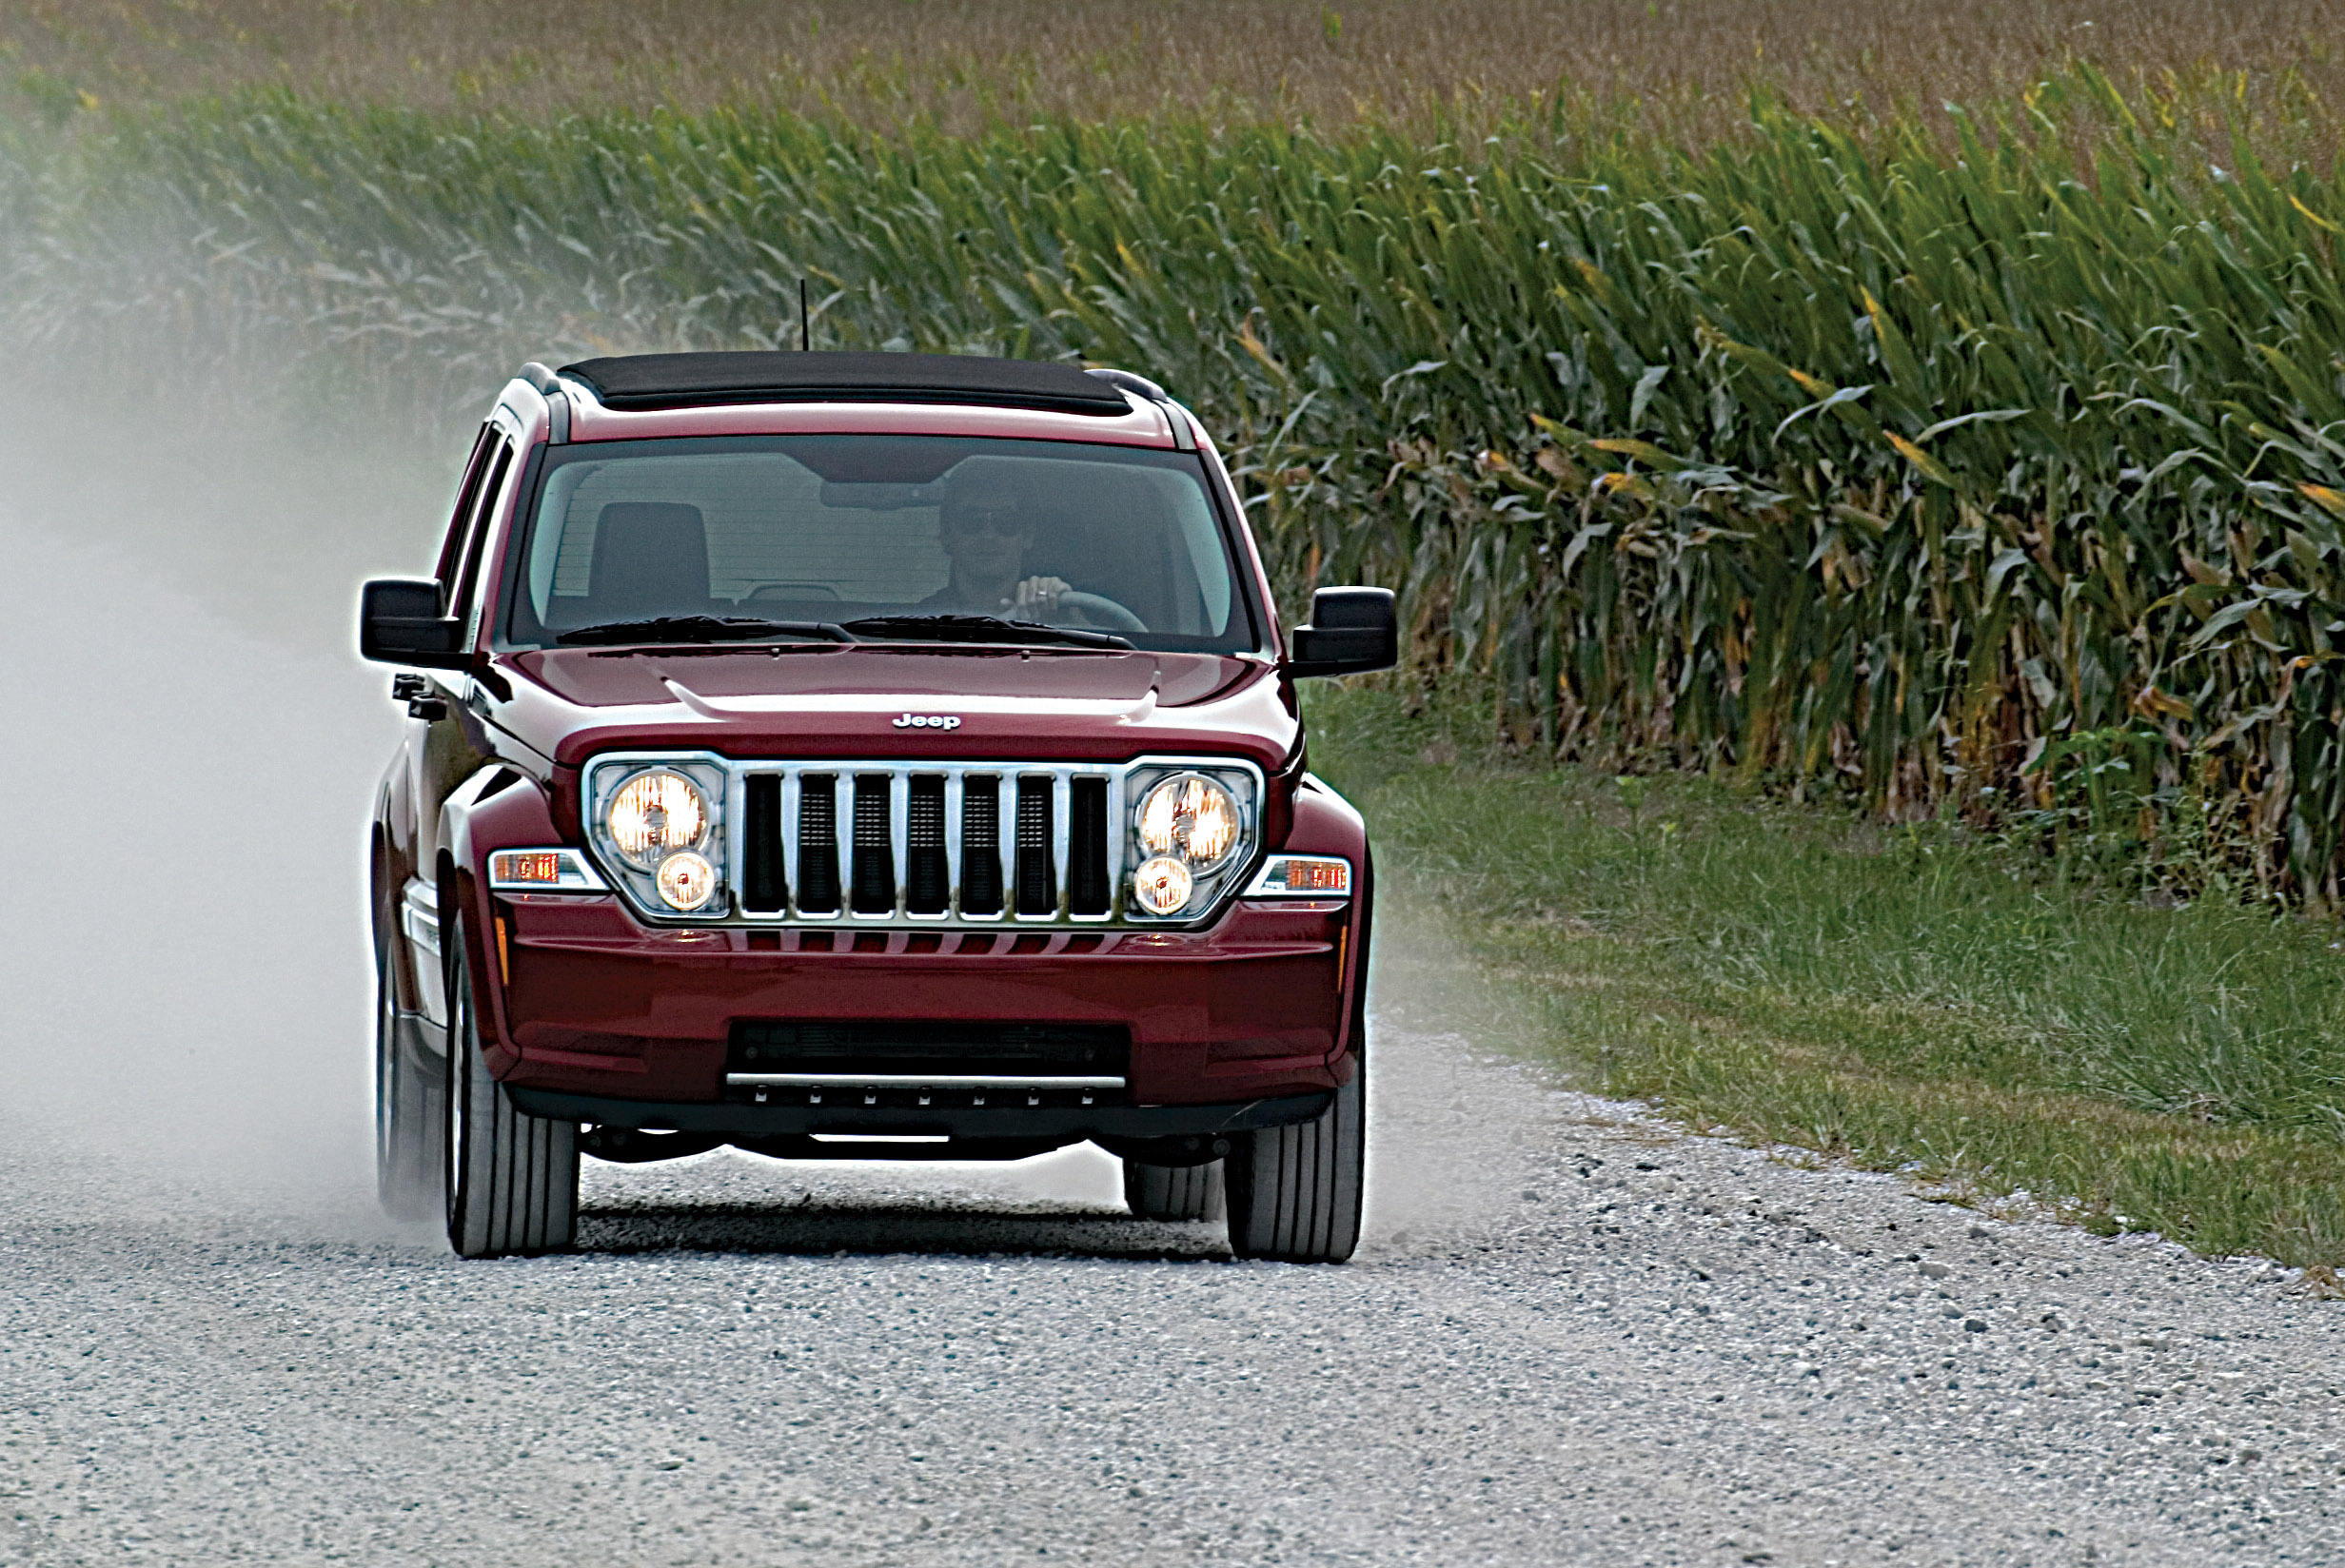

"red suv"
[361,353,1393,1262]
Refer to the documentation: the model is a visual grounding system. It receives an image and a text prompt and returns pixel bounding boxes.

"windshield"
[499,435,1259,654]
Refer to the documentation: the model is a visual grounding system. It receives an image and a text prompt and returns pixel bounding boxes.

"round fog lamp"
[655,852,719,911]
[1132,855,1194,916]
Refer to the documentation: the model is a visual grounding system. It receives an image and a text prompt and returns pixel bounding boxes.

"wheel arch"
[438,763,563,1074]
[1283,773,1373,1077]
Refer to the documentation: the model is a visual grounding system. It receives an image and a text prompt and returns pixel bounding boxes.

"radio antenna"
[798,278,810,352]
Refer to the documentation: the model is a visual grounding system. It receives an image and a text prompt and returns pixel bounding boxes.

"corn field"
[9,69,2345,894]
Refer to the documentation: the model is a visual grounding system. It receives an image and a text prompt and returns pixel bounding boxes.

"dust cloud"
[0,366,1559,1250]
[1355,893,1572,1251]
[0,374,437,1236]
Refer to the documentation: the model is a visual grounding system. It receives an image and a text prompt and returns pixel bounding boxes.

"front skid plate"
[581,1127,1085,1164]
[505,1086,1331,1143]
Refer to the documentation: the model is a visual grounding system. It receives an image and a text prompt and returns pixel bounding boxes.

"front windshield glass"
[500,435,1258,653]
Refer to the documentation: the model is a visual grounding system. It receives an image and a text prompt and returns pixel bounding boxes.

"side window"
[433,425,499,597]
[448,437,517,639]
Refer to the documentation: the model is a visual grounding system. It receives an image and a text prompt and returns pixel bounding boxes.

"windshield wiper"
[838,615,1133,651]
[555,616,857,647]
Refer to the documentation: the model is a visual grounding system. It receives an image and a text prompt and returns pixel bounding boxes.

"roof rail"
[520,362,570,444]
[558,352,1133,419]
[1084,367,1193,451]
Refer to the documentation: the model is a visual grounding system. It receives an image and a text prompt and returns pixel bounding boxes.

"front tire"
[443,913,578,1258]
[1122,1158,1224,1222]
[374,934,443,1222]
[1224,1057,1365,1263]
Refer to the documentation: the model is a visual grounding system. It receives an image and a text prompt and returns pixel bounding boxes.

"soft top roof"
[558,351,1136,417]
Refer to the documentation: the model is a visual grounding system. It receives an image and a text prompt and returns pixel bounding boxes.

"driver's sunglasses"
[942,505,1025,537]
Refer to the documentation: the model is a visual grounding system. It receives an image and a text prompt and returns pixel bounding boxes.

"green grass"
[1310,682,2345,1265]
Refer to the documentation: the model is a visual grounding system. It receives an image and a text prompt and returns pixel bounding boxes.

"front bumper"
[480,891,1361,1111]
[509,1085,1330,1146]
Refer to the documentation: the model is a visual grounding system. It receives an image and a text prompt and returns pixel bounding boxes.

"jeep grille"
[569,755,1252,929]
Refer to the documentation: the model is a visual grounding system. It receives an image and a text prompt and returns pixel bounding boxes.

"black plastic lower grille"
[728,1020,1129,1080]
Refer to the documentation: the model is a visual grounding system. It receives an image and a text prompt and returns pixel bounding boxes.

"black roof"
[558,351,1137,417]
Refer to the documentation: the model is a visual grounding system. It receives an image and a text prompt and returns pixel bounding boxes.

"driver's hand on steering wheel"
[1013,575,1072,620]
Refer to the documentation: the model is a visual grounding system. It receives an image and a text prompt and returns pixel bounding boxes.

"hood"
[479,643,1299,773]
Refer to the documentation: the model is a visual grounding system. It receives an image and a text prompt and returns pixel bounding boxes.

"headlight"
[1126,766,1255,918]
[606,770,710,870]
[587,758,730,920]
[1136,774,1240,871]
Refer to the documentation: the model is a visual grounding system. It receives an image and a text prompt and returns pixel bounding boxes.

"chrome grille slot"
[796,774,840,913]
[1069,777,1111,915]
[851,774,896,914]
[1015,776,1055,916]
[960,775,1003,914]
[742,774,785,913]
[906,776,949,913]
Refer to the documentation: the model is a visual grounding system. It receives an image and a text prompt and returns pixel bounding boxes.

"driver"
[920,464,1072,620]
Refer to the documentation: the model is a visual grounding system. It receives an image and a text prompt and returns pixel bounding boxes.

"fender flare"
[1280,773,1374,1076]
[438,765,563,1073]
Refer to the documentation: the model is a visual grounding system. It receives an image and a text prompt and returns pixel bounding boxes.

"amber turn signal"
[1243,854,1351,897]
[485,848,606,892]
[490,851,562,885]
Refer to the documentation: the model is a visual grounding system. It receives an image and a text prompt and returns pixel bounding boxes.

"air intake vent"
[1069,777,1111,915]
[1015,776,1055,916]
[851,774,896,913]
[796,774,840,913]
[743,774,785,913]
[720,758,1238,926]
[907,775,948,914]
[960,775,1002,915]
[729,1019,1130,1079]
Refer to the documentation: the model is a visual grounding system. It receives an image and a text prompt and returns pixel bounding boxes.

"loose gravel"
[5,1013,2344,1566]
[7,441,2345,1567]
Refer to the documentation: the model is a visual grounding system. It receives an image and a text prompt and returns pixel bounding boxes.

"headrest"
[588,501,710,618]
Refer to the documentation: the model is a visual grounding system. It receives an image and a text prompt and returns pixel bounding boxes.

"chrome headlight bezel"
[581,753,732,922]
[1121,759,1260,923]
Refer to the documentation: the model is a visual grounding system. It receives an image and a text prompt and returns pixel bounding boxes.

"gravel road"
[7,410,2345,1567]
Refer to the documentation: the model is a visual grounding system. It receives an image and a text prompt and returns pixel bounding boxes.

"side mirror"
[1287,586,1398,678]
[360,578,468,668]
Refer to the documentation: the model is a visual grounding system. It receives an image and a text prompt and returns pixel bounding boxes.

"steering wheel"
[1054,591,1148,636]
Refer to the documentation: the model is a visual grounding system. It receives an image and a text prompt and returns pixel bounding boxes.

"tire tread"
[1122,1159,1225,1222]
[445,914,578,1259]
[1225,1055,1365,1264]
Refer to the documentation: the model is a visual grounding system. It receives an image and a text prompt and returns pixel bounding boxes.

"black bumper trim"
[504,1086,1332,1142]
